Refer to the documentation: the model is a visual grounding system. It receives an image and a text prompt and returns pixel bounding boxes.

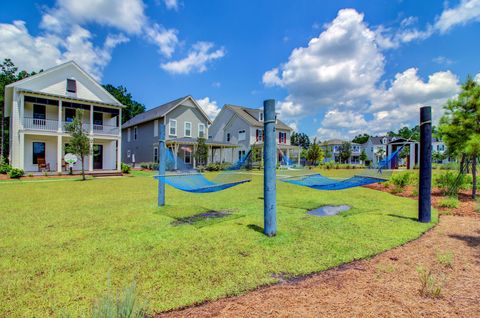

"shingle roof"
[322,139,361,146]
[122,96,189,129]
[225,104,293,131]
[368,136,393,145]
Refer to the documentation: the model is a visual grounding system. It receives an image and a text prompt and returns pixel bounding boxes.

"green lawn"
[0,170,437,317]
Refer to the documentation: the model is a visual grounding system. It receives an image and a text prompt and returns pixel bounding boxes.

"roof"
[123,95,212,129]
[17,88,123,108]
[6,60,123,107]
[367,136,393,145]
[322,139,360,146]
[166,137,237,147]
[224,104,293,131]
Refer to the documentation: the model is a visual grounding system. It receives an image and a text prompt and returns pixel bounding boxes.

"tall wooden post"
[418,106,432,223]
[264,99,277,236]
[158,124,166,207]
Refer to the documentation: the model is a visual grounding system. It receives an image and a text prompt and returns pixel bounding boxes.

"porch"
[251,144,302,165]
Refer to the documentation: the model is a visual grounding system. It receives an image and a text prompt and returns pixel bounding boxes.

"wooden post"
[264,99,277,236]
[419,106,432,223]
[158,124,166,207]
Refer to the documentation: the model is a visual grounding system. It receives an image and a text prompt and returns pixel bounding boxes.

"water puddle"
[307,205,351,217]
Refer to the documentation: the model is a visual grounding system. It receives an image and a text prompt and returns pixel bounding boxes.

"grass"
[0,170,437,317]
[438,197,460,209]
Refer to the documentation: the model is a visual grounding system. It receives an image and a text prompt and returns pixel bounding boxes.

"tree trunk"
[472,155,477,200]
[460,153,466,173]
[81,155,86,181]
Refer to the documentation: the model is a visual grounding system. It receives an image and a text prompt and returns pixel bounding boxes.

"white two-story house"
[321,139,362,164]
[4,61,123,174]
[209,104,298,164]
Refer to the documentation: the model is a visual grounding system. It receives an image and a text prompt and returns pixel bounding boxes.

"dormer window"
[66,78,77,93]
[382,137,387,144]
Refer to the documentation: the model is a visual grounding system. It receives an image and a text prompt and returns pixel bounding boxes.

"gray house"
[321,139,362,164]
[209,104,298,163]
[363,136,393,165]
[122,96,234,169]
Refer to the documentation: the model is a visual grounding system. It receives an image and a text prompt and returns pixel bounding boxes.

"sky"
[1,0,480,140]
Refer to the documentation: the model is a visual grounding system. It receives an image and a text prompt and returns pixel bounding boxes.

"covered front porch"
[250,143,302,166]
[22,132,121,173]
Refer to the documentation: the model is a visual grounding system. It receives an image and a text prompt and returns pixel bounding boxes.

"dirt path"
[157,215,480,318]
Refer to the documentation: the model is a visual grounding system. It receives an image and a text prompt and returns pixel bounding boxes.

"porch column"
[409,143,415,170]
[118,109,122,138]
[57,135,62,173]
[231,148,234,163]
[193,144,197,169]
[88,138,94,171]
[89,105,94,135]
[220,147,223,163]
[173,143,179,170]
[117,139,121,171]
[19,94,25,130]
[19,132,25,170]
[387,144,393,169]
[58,100,63,132]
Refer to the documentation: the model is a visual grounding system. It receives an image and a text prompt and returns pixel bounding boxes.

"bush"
[390,172,413,191]
[438,197,459,209]
[121,163,131,174]
[139,162,159,170]
[8,168,24,179]
[0,163,12,174]
[435,171,470,196]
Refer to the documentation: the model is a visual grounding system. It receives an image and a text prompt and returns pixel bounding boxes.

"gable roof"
[368,136,393,145]
[6,60,123,107]
[122,95,212,129]
[224,104,293,131]
[322,139,360,146]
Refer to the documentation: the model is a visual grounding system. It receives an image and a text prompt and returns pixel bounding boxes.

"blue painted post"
[418,106,432,223]
[264,99,277,236]
[158,124,166,207]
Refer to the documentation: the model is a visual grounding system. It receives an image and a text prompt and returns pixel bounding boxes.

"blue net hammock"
[282,144,406,191]
[154,149,252,193]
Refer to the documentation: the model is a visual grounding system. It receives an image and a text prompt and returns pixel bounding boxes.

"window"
[64,108,76,123]
[127,128,131,142]
[238,130,246,141]
[184,122,192,137]
[259,112,264,122]
[127,149,131,158]
[66,79,76,93]
[227,133,230,142]
[238,150,246,160]
[198,123,206,138]
[154,120,159,137]
[33,142,45,164]
[134,126,138,140]
[33,104,46,126]
[184,149,192,164]
[153,147,159,163]
[93,112,103,126]
[278,132,287,144]
[169,119,177,136]
[256,129,264,142]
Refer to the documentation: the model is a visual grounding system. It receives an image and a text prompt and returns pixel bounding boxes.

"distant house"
[320,139,362,164]
[121,96,235,169]
[4,61,123,173]
[209,104,298,163]
[362,136,393,165]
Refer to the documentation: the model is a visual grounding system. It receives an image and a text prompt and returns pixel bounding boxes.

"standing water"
[307,205,351,217]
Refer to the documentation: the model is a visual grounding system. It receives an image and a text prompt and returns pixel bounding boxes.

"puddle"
[307,205,351,217]
[172,211,231,225]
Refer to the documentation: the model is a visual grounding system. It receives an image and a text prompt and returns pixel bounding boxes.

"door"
[93,144,103,169]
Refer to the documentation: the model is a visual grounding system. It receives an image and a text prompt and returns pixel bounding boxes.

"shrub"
[435,171,469,196]
[90,282,146,318]
[0,157,12,174]
[417,266,443,298]
[8,168,24,179]
[438,197,459,209]
[390,172,413,191]
[436,250,454,268]
[121,163,131,174]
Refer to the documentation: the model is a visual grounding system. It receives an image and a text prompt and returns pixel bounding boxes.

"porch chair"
[37,158,50,172]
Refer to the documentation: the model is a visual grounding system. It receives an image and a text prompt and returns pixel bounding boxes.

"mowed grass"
[0,170,437,317]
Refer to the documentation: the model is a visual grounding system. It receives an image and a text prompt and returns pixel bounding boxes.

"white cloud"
[161,42,225,74]
[433,56,455,65]
[475,73,480,83]
[144,24,178,57]
[197,97,221,119]
[164,0,180,10]
[435,0,480,33]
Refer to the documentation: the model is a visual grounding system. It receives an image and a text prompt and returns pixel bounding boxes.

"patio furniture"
[37,158,50,172]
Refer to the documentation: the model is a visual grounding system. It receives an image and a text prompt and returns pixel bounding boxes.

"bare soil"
[157,186,480,318]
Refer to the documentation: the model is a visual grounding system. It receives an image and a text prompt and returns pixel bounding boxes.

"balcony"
[23,117,119,136]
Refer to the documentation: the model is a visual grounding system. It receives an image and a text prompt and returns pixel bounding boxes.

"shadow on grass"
[247,224,264,233]
[387,214,418,221]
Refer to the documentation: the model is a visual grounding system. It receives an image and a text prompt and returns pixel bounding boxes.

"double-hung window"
[256,129,264,142]
[184,122,192,137]
[227,133,231,142]
[238,130,246,141]
[153,147,159,163]
[198,123,206,138]
[169,119,177,136]
[134,126,138,140]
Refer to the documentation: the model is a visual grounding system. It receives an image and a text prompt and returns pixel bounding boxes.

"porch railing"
[24,117,58,131]
[93,124,119,136]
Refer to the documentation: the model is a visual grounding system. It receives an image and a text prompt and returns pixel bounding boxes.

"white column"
[174,143,179,170]
[117,139,121,171]
[89,105,94,135]
[387,144,393,169]
[19,132,25,170]
[57,135,62,172]
[118,109,122,137]
[58,100,63,132]
[409,143,415,170]
[220,147,223,163]
[88,138,94,171]
[19,94,25,130]
[193,144,197,168]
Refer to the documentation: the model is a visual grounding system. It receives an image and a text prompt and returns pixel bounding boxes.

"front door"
[93,144,103,169]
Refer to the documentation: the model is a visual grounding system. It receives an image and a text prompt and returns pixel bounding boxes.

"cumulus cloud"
[163,0,180,10]
[263,8,461,140]
[197,97,221,119]
[435,0,480,33]
[144,24,178,57]
[161,42,225,74]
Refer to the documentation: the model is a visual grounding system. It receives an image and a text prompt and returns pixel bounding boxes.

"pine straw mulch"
[157,188,480,318]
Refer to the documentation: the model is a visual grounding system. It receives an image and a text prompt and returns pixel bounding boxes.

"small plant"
[435,171,469,196]
[27,173,33,177]
[8,168,24,179]
[91,282,146,318]
[436,250,454,268]
[43,171,49,177]
[438,197,459,209]
[121,163,131,174]
[0,157,12,174]
[416,266,443,298]
[390,172,413,192]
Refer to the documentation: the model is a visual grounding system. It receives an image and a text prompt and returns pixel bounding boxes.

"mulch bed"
[157,184,480,318]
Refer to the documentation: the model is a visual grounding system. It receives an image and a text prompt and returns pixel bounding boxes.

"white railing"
[24,117,58,131]
[93,124,119,136]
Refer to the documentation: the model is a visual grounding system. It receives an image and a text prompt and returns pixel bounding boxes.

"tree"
[65,111,91,180]
[0,59,37,160]
[291,132,311,149]
[439,76,480,199]
[322,141,332,160]
[376,148,386,161]
[388,126,420,141]
[306,138,324,165]
[195,137,208,166]
[103,84,145,123]
[432,151,446,163]
[352,133,370,144]
[359,149,368,164]
[339,141,352,163]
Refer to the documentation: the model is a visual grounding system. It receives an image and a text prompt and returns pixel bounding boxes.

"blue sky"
[1,0,480,139]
